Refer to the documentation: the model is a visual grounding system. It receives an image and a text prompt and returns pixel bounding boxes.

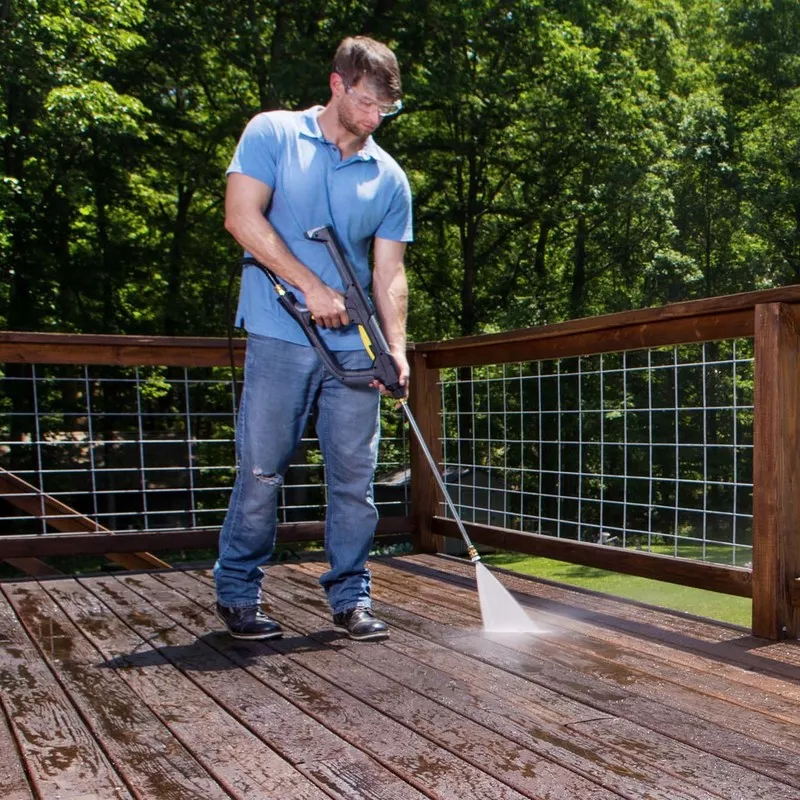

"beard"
[337,105,378,141]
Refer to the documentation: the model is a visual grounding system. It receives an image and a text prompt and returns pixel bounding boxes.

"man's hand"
[304,281,350,328]
[370,348,409,400]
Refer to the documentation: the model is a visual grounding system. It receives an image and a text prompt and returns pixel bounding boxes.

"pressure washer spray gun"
[244,224,480,564]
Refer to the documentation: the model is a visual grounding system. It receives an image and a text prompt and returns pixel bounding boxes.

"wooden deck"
[2,554,800,800]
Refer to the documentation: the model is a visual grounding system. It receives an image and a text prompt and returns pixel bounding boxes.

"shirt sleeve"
[226,113,280,188]
[376,171,414,242]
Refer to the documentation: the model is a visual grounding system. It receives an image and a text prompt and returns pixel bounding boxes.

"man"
[214,36,412,642]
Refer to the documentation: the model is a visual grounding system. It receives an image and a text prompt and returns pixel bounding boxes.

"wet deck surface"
[2,553,800,800]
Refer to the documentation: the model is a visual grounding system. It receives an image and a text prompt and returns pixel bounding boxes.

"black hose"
[225,259,242,418]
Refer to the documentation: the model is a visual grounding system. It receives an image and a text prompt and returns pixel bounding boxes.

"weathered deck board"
[258,569,792,800]
[286,561,800,799]
[400,554,800,681]
[0,590,133,799]
[237,572,731,800]
[345,560,800,789]
[363,558,800,739]
[126,571,533,800]
[3,581,229,799]
[42,578,329,800]
[0,696,34,800]
[85,572,426,800]
[174,570,624,800]
[1,554,799,800]
[389,556,800,729]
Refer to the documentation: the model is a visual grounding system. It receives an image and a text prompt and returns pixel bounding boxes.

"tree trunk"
[534,217,550,278]
[163,183,195,336]
[703,171,713,295]
[459,147,480,337]
[94,164,115,333]
[570,170,591,317]
[266,8,289,110]
[570,213,588,317]
[246,0,271,110]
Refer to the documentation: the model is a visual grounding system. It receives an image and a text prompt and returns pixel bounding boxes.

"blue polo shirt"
[227,106,413,350]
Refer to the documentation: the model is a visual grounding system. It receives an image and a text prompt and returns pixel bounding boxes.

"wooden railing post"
[752,302,800,639]
[408,349,443,554]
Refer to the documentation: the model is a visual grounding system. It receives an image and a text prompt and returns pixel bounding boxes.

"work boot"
[216,603,283,640]
[333,607,389,641]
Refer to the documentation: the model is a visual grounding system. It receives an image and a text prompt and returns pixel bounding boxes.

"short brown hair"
[332,36,402,101]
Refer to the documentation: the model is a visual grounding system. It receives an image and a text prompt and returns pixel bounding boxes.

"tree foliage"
[2,0,799,340]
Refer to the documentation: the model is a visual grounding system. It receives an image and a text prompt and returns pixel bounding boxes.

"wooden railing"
[2,283,800,639]
[407,286,800,641]
[0,332,411,576]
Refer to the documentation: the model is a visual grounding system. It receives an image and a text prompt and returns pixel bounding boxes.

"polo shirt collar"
[299,106,383,162]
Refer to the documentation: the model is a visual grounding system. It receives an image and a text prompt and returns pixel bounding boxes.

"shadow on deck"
[2,554,799,799]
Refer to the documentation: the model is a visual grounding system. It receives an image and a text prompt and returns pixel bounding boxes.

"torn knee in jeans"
[252,468,283,486]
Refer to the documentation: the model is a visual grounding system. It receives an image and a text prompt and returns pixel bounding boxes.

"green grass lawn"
[481,551,752,628]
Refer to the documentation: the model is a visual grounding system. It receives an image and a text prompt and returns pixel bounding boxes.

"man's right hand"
[304,281,350,328]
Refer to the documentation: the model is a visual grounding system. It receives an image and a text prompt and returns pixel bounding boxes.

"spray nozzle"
[467,546,480,563]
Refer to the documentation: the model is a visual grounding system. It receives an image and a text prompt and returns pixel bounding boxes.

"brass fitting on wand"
[467,546,480,563]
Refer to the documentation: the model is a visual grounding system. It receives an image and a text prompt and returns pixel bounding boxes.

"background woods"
[4,0,800,342]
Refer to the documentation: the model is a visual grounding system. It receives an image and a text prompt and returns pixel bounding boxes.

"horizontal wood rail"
[0,331,247,367]
[413,285,800,367]
[4,283,799,369]
[0,518,412,560]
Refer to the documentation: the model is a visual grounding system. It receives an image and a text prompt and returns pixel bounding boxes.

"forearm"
[372,262,408,357]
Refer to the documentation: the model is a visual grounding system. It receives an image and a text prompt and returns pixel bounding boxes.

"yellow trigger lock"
[358,325,375,360]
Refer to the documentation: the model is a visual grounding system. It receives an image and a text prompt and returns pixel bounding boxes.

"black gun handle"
[305,226,406,397]
[243,258,383,389]
[374,351,405,398]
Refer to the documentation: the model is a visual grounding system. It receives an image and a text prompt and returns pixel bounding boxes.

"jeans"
[214,333,381,615]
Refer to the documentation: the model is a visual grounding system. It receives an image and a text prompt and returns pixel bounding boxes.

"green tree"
[1,0,148,332]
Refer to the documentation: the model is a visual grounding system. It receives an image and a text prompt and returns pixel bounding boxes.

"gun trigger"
[358,325,375,360]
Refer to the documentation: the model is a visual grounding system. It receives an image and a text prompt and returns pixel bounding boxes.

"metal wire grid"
[439,340,754,567]
[0,364,410,536]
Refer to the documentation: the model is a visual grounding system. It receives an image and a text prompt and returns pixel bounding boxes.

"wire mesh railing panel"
[439,340,754,568]
[0,363,410,536]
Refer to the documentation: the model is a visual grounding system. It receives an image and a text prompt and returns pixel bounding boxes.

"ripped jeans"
[213,333,381,615]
